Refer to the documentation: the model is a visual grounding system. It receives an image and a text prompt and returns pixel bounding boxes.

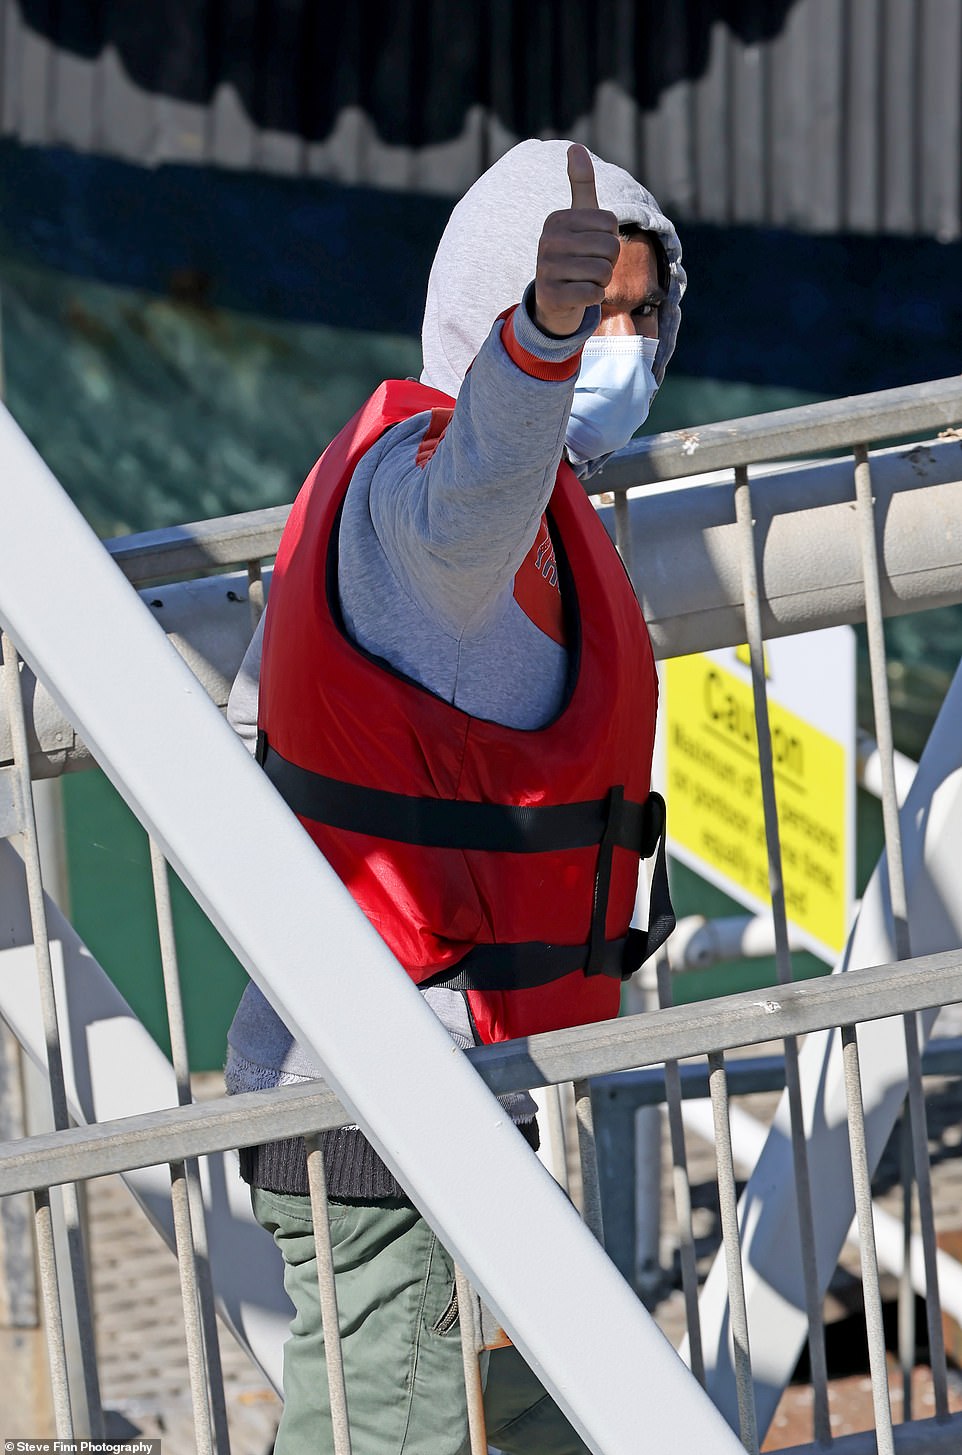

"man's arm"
[362,145,619,637]
[361,300,590,636]
[226,614,264,751]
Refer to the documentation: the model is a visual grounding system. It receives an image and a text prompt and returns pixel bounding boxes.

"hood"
[420,137,686,400]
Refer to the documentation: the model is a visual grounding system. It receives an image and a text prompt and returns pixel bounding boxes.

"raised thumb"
[567,143,599,210]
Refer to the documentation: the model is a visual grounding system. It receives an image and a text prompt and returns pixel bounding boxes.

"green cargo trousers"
[252,1187,592,1455]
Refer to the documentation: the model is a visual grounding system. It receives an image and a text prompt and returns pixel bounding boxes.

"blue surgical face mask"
[564,334,660,467]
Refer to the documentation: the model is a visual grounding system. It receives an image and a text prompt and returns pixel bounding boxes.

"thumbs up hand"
[533,144,619,338]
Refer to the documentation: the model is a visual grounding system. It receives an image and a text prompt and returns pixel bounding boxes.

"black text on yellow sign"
[665,653,848,956]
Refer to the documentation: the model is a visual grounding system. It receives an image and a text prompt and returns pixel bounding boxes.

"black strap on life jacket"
[258,735,675,991]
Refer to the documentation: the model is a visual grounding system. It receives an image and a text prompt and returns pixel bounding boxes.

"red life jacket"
[257,379,671,1045]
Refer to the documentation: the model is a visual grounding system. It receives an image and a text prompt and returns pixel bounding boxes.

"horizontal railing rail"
[105,504,290,587]
[591,1034,962,1111]
[594,373,962,490]
[0,949,958,1198]
[100,375,962,586]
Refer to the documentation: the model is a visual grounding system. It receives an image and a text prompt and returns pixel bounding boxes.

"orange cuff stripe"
[415,406,455,468]
[499,307,583,382]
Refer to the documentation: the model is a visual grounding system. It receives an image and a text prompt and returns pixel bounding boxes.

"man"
[226,138,685,1454]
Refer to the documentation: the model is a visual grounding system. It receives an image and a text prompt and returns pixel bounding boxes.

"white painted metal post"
[0,403,744,1454]
[303,1135,353,1455]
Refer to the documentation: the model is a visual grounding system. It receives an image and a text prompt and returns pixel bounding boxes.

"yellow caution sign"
[663,635,854,960]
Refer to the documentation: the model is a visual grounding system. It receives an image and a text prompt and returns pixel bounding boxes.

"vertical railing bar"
[773,1040,830,1442]
[572,1078,605,1244]
[246,558,265,630]
[0,1024,38,1329]
[59,1186,100,1433]
[707,1050,759,1455]
[148,838,231,1453]
[169,1158,215,1455]
[853,443,948,1415]
[656,951,706,1385]
[903,1010,950,1417]
[2,629,102,1436]
[184,1164,232,1448]
[853,443,916,1416]
[33,1188,73,1434]
[851,444,910,956]
[149,839,193,1107]
[840,1023,895,1455]
[541,1083,571,1194]
[898,1110,914,1418]
[453,1264,488,1455]
[1,634,70,1129]
[612,490,635,583]
[733,469,832,1443]
[304,1133,353,1455]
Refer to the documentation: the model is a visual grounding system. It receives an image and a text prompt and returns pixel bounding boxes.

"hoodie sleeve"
[361,287,598,637]
[226,613,264,752]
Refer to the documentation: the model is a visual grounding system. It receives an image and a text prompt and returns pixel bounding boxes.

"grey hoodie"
[420,137,684,401]
[225,140,684,1188]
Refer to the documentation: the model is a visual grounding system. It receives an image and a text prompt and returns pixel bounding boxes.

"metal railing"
[0,373,961,1454]
[7,415,962,785]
